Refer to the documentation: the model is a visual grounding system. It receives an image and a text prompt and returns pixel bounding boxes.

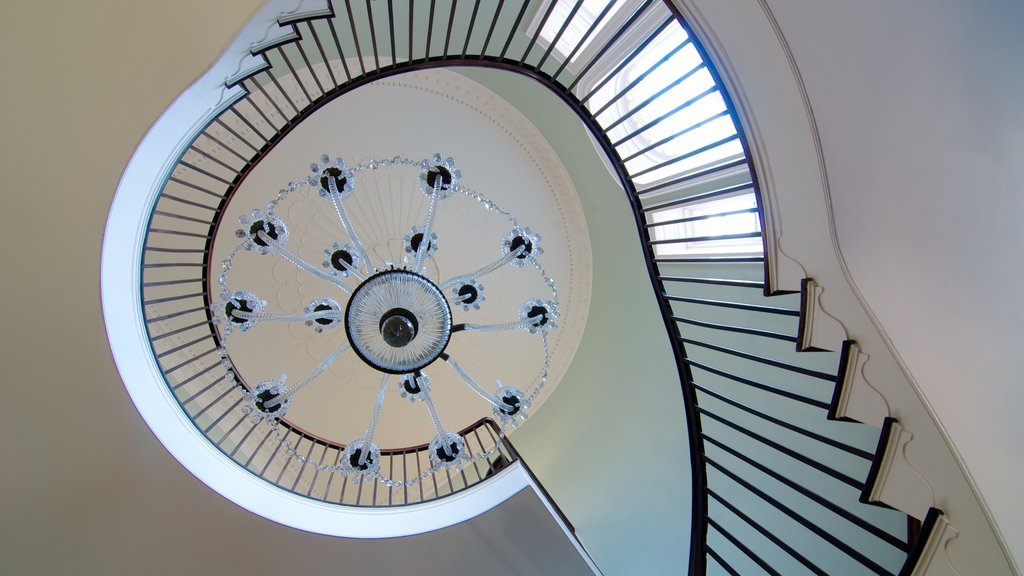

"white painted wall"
[675,0,1023,572]
[760,1,1024,570]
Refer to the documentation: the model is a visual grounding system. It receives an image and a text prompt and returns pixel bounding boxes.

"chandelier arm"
[284,343,350,399]
[229,308,341,324]
[412,186,441,274]
[444,356,500,406]
[328,183,372,276]
[421,387,448,440]
[455,317,539,333]
[359,374,391,466]
[439,246,524,290]
[257,231,353,293]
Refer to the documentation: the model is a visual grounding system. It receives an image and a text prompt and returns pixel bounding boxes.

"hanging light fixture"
[214,154,558,486]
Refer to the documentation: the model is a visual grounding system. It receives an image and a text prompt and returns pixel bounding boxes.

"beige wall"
[0,3,374,574]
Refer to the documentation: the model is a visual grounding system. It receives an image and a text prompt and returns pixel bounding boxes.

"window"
[650,193,762,256]
[591,24,743,186]
[532,0,630,70]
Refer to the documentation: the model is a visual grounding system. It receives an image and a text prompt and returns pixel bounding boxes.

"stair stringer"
[671,1,1018,575]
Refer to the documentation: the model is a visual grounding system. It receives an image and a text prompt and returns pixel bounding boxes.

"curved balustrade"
[139,0,922,573]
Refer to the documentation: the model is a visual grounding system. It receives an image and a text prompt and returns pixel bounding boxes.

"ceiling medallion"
[214,154,558,486]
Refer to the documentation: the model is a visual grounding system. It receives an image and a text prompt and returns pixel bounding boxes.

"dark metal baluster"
[187,143,243,172]
[306,443,331,497]
[521,0,558,63]
[636,158,748,197]
[708,488,830,576]
[704,435,909,550]
[229,421,260,458]
[706,516,783,576]
[498,0,531,61]
[443,0,457,57]
[205,397,242,434]
[326,16,354,80]
[683,339,836,381]
[306,21,339,87]
[424,0,436,59]
[365,0,381,69]
[652,231,762,246]
[276,46,314,105]
[179,373,225,400]
[705,546,742,576]
[143,292,205,306]
[260,70,301,115]
[291,440,317,491]
[569,0,655,91]
[240,93,282,134]
[677,317,796,344]
[684,358,827,408]
[343,0,367,75]
[630,135,739,180]
[698,409,863,490]
[214,117,261,153]
[480,0,505,55]
[193,385,235,420]
[324,448,343,501]
[696,384,872,458]
[646,206,757,229]
[150,319,212,342]
[591,39,692,117]
[663,297,798,315]
[146,306,208,323]
[165,349,218,376]
[203,120,258,156]
[245,428,275,468]
[166,177,223,200]
[641,182,753,212]
[387,1,397,64]
[551,0,621,81]
[461,0,481,57]
[294,39,327,96]
[604,66,708,133]
[159,193,219,212]
[571,11,669,96]
[706,457,893,576]
[243,80,289,127]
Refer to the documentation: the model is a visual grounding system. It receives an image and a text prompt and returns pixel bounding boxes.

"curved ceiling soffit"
[669,0,1018,573]
[103,0,595,538]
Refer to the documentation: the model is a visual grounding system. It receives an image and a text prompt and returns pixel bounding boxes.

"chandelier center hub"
[345,269,452,374]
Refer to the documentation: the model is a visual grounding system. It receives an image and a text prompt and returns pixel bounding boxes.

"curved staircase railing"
[139,0,925,572]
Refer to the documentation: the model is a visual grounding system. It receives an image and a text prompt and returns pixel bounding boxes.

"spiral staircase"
[99,1,1018,575]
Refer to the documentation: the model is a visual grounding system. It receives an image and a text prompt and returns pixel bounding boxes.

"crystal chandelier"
[215,154,558,486]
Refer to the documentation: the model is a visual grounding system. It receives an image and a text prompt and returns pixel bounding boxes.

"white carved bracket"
[222,0,331,90]
[829,341,889,425]
[901,508,961,576]
[862,418,932,519]
[797,278,847,351]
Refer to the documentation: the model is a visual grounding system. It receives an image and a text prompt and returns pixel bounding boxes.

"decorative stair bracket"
[900,508,960,576]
